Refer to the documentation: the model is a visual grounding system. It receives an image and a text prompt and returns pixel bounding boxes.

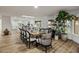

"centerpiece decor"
[3,28,10,35]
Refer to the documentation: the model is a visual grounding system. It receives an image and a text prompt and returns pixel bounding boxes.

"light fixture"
[34,6,38,8]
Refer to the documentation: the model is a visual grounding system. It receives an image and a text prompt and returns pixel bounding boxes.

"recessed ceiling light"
[34,6,38,8]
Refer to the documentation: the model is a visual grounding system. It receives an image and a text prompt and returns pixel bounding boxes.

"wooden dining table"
[31,32,41,36]
[30,32,45,38]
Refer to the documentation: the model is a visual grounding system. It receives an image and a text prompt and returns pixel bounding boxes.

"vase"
[55,35,58,40]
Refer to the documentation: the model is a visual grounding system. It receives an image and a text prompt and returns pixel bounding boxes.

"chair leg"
[36,42,38,47]
[45,47,47,53]
[31,42,33,45]
[28,42,30,48]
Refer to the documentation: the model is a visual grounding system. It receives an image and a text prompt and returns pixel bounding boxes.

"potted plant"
[55,10,74,40]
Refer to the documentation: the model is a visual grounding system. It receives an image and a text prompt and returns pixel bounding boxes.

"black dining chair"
[24,30,37,48]
[19,28,27,44]
[19,28,37,48]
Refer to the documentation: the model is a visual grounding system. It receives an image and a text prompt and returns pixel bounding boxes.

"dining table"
[30,32,45,39]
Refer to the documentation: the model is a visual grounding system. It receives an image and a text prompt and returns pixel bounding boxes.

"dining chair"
[19,28,27,44]
[24,30,37,48]
[36,31,52,53]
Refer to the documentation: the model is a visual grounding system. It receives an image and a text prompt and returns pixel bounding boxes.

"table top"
[31,32,45,35]
[31,32,40,36]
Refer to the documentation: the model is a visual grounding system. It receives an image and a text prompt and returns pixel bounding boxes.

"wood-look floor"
[0,31,79,53]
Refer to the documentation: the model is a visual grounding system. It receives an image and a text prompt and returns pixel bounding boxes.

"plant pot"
[55,35,59,40]
[61,33,67,40]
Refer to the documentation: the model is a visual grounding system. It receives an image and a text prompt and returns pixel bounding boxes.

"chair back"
[25,30,31,39]
[42,32,52,39]
[19,28,28,42]
[19,28,24,41]
[19,28,24,37]
[40,31,52,45]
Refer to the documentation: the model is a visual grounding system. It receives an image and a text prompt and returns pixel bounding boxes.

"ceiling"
[0,6,79,16]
